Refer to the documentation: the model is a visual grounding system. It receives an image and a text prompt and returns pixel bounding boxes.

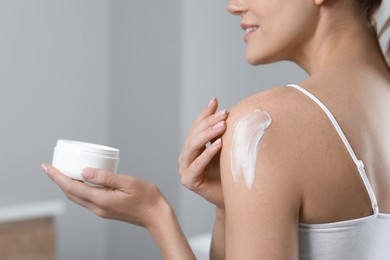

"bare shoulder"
[220,85,306,259]
[224,85,307,134]
[222,85,310,176]
[226,86,295,120]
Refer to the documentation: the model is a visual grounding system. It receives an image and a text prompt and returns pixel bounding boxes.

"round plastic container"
[52,139,120,180]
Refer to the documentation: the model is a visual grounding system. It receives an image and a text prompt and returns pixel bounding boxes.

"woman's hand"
[178,98,228,208]
[42,164,167,228]
[42,165,196,259]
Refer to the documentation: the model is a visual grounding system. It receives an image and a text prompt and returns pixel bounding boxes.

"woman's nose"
[227,0,247,15]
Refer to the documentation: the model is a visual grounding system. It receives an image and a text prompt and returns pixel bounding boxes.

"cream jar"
[52,139,120,180]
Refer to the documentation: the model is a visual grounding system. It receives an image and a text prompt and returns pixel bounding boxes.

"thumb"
[82,168,122,189]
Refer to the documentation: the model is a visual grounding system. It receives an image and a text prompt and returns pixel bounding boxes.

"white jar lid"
[55,139,119,159]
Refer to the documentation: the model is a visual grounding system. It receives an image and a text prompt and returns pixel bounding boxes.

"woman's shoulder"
[228,85,290,114]
[225,85,310,138]
[222,84,319,182]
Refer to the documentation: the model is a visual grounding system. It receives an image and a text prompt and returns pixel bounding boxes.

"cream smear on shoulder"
[230,109,272,190]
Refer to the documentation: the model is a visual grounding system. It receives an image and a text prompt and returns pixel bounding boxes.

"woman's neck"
[290,11,388,77]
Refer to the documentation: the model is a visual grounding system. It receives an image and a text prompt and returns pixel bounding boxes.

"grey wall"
[108,0,181,259]
[377,0,390,54]
[0,0,182,259]
[0,1,111,260]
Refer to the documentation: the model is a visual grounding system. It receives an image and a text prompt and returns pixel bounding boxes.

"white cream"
[230,109,272,190]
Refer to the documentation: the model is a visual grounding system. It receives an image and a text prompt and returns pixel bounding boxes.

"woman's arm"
[178,98,228,258]
[42,165,195,260]
[44,98,228,259]
[146,197,196,259]
[178,98,227,208]
[219,89,302,259]
[210,207,226,260]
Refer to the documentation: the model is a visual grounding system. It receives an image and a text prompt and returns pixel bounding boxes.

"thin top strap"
[287,84,379,214]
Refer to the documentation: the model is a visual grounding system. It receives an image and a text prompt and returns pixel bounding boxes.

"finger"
[179,121,226,170]
[64,192,107,218]
[42,164,116,218]
[42,163,98,202]
[193,98,219,126]
[179,120,226,172]
[180,108,226,161]
[181,138,222,187]
[189,109,228,138]
[65,191,93,209]
[179,109,227,169]
[81,168,124,190]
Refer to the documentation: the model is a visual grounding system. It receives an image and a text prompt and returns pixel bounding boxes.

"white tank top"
[287,84,390,260]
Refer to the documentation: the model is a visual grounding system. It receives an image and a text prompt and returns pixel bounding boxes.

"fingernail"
[213,121,225,130]
[214,109,226,119]
[82,168,95,179]
[212,138,222,147]
[41,163,48,173]
[208,98,216,107]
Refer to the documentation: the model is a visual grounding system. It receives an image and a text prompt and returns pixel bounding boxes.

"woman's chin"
[246,51,276,66]
[246,52,280,66]
[246,55,269,66]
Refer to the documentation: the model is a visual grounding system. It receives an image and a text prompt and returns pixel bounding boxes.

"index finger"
[42,163,99,202]
[193,98,219,125]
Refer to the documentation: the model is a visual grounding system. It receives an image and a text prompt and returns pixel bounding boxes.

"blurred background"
[0,0,388,259]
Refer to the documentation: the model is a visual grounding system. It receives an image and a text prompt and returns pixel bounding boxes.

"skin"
[42,164,196,259]
[178,98,228,208]
[43,98,228,259]
[43,0,390,259]
[178,98,228,258]
[220,0,390,259]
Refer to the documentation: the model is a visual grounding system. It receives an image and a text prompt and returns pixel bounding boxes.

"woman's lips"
[241,24,259,43]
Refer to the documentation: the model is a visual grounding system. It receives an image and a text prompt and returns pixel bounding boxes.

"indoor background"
[0,0,388,259]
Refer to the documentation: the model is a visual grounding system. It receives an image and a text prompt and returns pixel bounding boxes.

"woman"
[42,0,390,259]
